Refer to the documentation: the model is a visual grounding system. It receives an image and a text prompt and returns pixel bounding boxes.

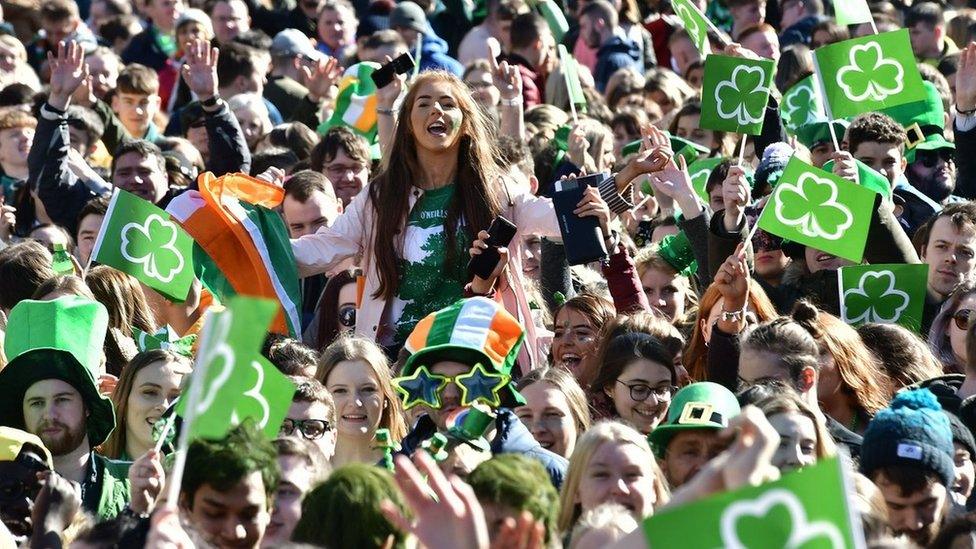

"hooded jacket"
[593,34,641,93]
[418,33,464,77]
[397,409,568,487]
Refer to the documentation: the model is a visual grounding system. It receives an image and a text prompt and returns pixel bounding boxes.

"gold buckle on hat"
[678,402,715,425]
[905,122,925,149]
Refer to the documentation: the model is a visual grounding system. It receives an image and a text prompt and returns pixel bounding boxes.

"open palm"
[181,38,219,100]
[47,40,88,105]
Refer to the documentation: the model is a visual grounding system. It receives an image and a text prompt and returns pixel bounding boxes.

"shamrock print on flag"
[813,29,926,119]
[780,75,825,136]
[840,264,928,331]
[700,54,775,135]
[91,190,195,302]
[721,489,845,549]
[757,157,875,263]
[120,214,186,284]
[672,0,711,55]
[836,41,904,102]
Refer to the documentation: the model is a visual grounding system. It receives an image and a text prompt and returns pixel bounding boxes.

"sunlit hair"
[857,323,943,392]
[85,265,157,338]
[370,71,502,300]
[634,250,697,325]
[557,421,669,533]
[930,280,976,372]
[515,365,593,436]
[797,309,891,419]
[755,390,836,463]
[684,280,778,382]
[100,349,191,459]
[316,335,407,441]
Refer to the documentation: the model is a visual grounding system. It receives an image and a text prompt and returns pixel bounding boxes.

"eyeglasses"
[916,149,954,168]
[338,305,356,328]
[325,163,367,178]
[615,380,675,402]
[954,309,975,331]
[280,418,331,440]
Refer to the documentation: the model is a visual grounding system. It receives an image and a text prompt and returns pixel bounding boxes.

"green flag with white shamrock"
[688,157,725,203]
[813,30,926,120]
[91,189,195,302]
[780,75,826,137]
[557,45,586,111]
[642,457,862,548]
[177,296,296,440]
[700,54,775,135]
[757,157,876,263]
[672,0,711,55]
[839,263,928,331]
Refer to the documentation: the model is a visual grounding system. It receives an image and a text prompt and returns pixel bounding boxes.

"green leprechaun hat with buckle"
[395,297,526,410]
[648,382,740,458]
[881,81,954,164]
[0,297,116,447]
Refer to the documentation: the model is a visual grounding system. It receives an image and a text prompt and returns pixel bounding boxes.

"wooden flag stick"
[153,413,177,453]
[737,134,748,166]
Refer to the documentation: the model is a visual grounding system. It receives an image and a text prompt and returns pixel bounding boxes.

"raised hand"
[829,151,859,184]
[574,182,612,242]
[129,449,165,515]
[651,155,703,217]
[713,243,750,334]
[381,452,491,549]
[303,55,342,103]
[958,43,976,113]
[567,126,596,174]
[31,471,81,536]
[181,38,219,103]
[469,229,510,295]
[488,46,522,102]
[47,40,89,110]
[722,165,750,231]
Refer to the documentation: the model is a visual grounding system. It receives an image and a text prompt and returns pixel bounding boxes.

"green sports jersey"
[389,185,471,344]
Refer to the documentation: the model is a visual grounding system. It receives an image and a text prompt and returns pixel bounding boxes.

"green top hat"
[0,297,116,447]
[795,120,850,150]
[648,382,740,458]
[881,82,955,163]
[446,407,494,452]
[654,232,697,277]
[421,432,449,461]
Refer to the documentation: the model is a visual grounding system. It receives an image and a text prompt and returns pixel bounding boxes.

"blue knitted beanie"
[860,389,955,487]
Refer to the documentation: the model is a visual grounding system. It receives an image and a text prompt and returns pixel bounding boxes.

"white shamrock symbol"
[674,1,707,52]
[783,82,823,129]
[835,41,904,102]
[721,488,844,549]
[120,214,185,283]
[193,312,235,416]
[842,270,910,324]
[773,172,853,240]
[715,65,769,126]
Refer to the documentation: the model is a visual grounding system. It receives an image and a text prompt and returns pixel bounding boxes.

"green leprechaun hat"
[319,62,382,159]
[0,297,116,447]
[653,232,697,277]
[794,119,849,151]
[400,297,526,408]
[881,81,954,164]
[446,407,495,452]
[648,382,740,458]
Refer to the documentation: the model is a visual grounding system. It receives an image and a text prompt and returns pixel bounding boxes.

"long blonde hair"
[316,336,407,441]
[557,421,670,533]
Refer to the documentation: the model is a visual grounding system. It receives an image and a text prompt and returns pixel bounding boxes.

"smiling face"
[514,381,579,458]
[608,359,673,435]
[125,359,190,458]
[322,148,368,207]
[768,411,817,472]
[0,126,33,170]
[188,471,270,549]
[923,217,976,299]
[552,307,599,376]
[282,190,339,238]
[408,79,465,154]
[324,359,384,440]
[576,441,657,519]
[427,360,472,430]
[86,53,120,99]
[804,247,853,273]
[113,151,169,203]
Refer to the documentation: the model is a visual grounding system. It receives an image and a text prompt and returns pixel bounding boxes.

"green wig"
[467,455,559,543]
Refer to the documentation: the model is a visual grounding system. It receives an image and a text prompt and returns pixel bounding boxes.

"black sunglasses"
[338,305,356,328]
[954,309,975,331]
[280,418,331,440]
[915,149,953,168]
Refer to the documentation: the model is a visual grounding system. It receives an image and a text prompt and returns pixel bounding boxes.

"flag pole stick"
[152,413,177,453]
[826,120,841,154]
[84,188,119,278]
[162,315,216,509]
[558,46,579,124]
[744,214,762,248]
[737,134,748,166]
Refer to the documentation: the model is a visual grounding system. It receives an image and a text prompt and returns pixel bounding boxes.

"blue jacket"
[593,34,641,93]
[397,409,568,488]
[418,33,464,77]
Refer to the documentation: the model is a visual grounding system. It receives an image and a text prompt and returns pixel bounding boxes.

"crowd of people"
[4,0,976,546]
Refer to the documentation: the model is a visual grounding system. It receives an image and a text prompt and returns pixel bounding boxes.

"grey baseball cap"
[270,28,321,60]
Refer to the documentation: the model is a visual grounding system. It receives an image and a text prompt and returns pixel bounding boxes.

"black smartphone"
[370,52,416,88]
[468,215,518,280]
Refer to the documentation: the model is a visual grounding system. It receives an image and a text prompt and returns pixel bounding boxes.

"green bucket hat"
[0,297,115,447]
[881,81,954,164]
[794,120,850,150]
[648,382,740,458]
[397,297,526,408]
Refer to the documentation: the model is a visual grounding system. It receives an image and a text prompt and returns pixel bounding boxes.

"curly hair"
[846,112,906,156]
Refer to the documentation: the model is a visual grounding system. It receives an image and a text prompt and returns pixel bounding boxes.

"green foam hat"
[654,232,698,277]
[794,120,849,150]
[881,82,954,163]
[648,382,740,458]
[0,297,115,447]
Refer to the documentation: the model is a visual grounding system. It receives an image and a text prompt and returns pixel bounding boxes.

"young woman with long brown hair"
[291,70,661,364]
